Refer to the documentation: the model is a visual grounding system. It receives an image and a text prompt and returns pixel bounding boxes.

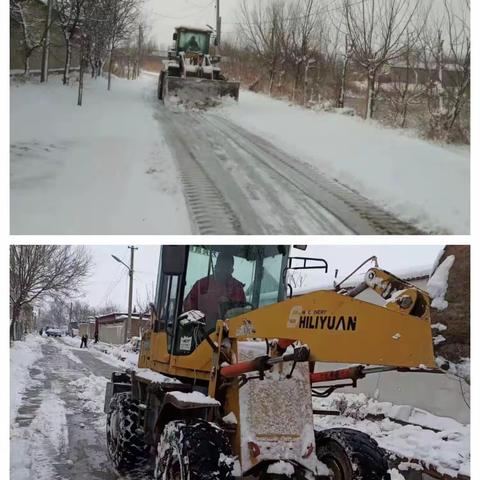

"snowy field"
[215,91,470,234]
[10,74,191,234]
[10,334,470,479]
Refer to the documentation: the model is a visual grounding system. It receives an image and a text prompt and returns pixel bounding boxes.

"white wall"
[99,323,125,345]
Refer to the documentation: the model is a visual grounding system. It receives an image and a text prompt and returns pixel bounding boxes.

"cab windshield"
[183,246,287,330]
[177,31,210,54]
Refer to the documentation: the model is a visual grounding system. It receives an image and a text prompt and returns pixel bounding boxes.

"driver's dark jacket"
[183,275,246,314]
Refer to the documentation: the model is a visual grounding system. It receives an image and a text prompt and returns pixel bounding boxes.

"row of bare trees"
[227,0,469,141]
[10,0,146,100]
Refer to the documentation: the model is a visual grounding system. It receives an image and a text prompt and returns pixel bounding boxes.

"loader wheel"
[155,419,234,480]
[314,428,390,480]
[106,392,149,473]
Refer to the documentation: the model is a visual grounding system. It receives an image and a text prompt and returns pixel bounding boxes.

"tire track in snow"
[205,115,425,235]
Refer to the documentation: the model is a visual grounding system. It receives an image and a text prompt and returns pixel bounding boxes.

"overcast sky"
[81,245,443,310]
[142,0,465,48]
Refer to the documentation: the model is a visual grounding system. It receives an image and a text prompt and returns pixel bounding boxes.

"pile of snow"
[314,393,470,477]
[215,91,469,233]
[167,390,220,405]
[11,393,69,480]
[11,74,190,234]
[267,461,295,476]
[70,374,108,414]
[10,335,46,420]
[427,255,455,310]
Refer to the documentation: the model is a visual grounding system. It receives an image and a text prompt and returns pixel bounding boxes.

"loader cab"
[173,26,212,56]
[154,245,290,356]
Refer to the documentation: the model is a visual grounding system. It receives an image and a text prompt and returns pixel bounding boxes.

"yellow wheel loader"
[158,26,240,106]
[104,245,436,480]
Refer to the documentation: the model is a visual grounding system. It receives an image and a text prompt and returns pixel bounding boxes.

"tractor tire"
[155,419,234,480]
[106,392,149,473]
[315,428,390,480]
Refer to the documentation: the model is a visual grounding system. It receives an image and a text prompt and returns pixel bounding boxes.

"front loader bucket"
[164,76,240,107]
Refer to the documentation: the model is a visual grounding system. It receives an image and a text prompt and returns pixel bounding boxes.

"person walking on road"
[94,332,99,344]
[80,334,88,348]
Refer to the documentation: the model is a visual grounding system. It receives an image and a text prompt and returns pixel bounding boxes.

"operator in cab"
[183,253,246,329]
[185,35,200,52]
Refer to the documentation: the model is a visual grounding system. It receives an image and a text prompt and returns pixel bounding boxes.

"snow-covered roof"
[175,25,213,34]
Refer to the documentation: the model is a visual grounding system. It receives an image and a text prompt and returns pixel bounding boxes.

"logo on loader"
[287,305,303,328]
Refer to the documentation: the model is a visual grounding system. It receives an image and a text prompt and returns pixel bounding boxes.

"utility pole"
[126,246,138,343]
[136,24,143,78]
[40,0,53,82]
[215,0,221,47]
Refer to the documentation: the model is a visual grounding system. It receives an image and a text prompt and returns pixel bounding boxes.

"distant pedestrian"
[80,334,88,348]
[94,332,99,344]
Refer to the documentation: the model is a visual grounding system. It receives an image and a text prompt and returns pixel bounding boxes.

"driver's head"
[215,253,234,282]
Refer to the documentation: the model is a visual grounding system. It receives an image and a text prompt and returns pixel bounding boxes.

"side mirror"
[173,33,177,41]
[161,246,186,275]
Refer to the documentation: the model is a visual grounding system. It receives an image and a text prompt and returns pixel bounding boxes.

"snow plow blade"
[164,77,240,106]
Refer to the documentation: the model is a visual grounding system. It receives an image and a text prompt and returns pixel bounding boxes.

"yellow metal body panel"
[139,328,215,383]
[226,290,435,368]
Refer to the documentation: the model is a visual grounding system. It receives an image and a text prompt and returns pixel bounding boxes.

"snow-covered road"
[11,74,467,234]
[10,337,151,480]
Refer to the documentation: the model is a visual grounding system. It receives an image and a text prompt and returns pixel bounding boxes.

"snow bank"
[427,255,455,310]
[215,91,469,233]
[314,393,470,477]
[11,393,69,480]
[10,335,45,420]
[11,74,191,234]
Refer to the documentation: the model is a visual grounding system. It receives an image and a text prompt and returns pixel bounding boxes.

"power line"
[222,0,364,29]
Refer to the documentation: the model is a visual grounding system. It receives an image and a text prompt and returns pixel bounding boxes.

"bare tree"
[54,0,87,85]
[103,0,140,90]
[10,246,92,340]
[343,0,421,119]
[386,31,425,127]
[10,0,49,75]
[421,0,470,140]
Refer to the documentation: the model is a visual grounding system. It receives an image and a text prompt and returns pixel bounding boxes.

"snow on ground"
[70,374,108,415]
[10,73,191,234]
[314,393,470,477]
[10,334,46,420]
[11,393,69,480]
[215,91,469,234]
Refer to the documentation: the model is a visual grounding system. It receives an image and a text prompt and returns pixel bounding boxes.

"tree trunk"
[366,69,377,120]
[77,42,85,106]
[108,49,114,90]
[40,0,53,83]
[10,303,21,341]
[63,38,72,85]
[23,54,30,76]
